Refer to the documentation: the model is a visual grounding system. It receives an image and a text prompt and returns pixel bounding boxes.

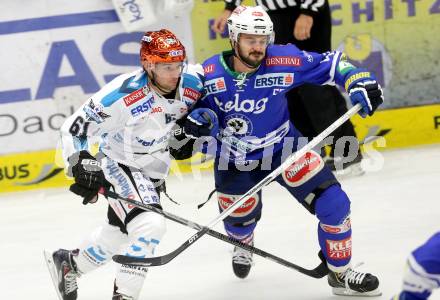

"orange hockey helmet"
[140,29,186,64]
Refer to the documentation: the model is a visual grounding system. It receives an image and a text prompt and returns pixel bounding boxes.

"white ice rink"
[1,145,439,300]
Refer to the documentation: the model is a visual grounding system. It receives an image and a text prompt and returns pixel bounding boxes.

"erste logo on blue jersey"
[254,73,294,88]
[204,77,227,95]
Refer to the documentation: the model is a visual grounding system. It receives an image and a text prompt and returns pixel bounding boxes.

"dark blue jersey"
[198,44,355,162]
[398,232,440,299]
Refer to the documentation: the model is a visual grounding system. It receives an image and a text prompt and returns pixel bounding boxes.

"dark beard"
[238,48,264,68]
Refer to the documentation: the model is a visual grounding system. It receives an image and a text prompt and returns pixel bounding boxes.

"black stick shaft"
[107,191,328,278]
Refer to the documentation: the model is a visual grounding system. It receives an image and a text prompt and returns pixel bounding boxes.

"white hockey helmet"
[227,5,274,44]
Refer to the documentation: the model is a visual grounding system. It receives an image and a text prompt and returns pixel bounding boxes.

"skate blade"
[332,287,382,297]
[43,250,63,300]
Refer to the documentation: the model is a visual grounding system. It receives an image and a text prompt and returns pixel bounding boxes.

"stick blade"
[112,254,162,267]
[309,261,329,279]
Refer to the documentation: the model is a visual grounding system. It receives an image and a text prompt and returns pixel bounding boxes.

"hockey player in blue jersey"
[178,5,384,296]
[392,232,440,300]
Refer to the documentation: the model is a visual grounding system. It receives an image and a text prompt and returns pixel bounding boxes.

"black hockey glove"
[68,151,108,205]
[168,121,196,160]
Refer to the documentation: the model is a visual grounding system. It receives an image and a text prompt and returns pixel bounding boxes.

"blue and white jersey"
[61,64,203,179]
[398,232,440,299]
[198,44,356,162]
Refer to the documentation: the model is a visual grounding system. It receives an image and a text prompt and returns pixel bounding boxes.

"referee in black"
[212,0,364,174]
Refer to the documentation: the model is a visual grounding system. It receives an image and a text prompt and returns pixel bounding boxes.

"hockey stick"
[117,104,362,268]
[107,190,328,278]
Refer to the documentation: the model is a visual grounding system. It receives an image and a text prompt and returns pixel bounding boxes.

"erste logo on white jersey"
[130,96,155,117]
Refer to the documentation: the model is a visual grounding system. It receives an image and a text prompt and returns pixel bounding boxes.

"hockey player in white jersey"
[44,29,203,300]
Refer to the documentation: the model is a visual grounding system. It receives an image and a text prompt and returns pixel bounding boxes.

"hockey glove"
[345,70,384,118]
[68,151,108,205]
[182,108,219,138]
[168,123,196,160]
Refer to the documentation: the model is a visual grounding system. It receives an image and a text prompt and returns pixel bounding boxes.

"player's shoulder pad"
[97,68,147,108]
[201,53,224,79]
[202,53,221,67]
[267,43,302,56]
[182,63,204,93]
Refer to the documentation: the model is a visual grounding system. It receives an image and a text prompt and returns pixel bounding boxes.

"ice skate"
[232,237,254,279]
[328,267,381,296]
[44,249,80,300]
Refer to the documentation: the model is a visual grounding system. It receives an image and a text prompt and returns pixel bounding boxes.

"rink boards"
[1,104,439,193]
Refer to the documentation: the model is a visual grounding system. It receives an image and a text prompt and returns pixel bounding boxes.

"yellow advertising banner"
[354,104,440,149]
[0,150,212,193]
[0,150,70,193]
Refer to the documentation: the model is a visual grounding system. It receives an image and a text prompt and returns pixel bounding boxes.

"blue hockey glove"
[183,108,219,138]
[345,70,384,118]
